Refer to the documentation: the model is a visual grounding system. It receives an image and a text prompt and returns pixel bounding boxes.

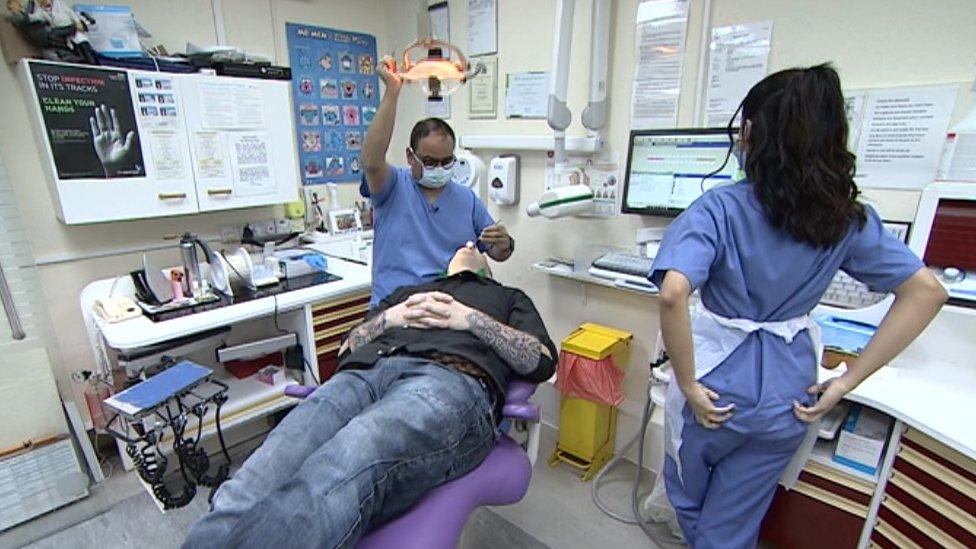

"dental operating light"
[385,38,484,101]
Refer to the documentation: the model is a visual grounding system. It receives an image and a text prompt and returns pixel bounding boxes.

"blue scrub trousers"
[664,422,806,549]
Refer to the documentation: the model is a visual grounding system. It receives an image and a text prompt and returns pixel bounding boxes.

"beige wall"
[3,0,974,431]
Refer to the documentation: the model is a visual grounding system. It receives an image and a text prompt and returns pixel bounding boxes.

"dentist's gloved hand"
[479,223,511,251]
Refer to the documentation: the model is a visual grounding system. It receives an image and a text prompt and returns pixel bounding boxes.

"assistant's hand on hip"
[682,382,734,429]
[794,376,852,423]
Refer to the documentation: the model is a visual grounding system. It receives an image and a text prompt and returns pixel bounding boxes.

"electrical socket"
[221,218,295,244]
[250,219,278,240]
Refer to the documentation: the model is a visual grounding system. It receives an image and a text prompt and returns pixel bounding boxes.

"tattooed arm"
[409,291,556,378]
[345,311,388,353]
[341,293,429,354]
[466,310,552,375]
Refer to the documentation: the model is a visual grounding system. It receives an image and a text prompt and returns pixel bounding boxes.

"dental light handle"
[581,0,610,132]
[548,0,575,165]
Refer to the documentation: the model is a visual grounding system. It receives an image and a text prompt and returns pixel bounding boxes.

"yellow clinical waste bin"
[549,323,632,481]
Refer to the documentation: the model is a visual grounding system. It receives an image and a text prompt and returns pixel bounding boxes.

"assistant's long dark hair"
[739,63,865,248]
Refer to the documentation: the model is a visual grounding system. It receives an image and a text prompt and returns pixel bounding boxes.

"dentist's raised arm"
[362,58,402,197]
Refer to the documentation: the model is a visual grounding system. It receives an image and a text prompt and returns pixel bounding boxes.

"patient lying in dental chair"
[184,245,557,549]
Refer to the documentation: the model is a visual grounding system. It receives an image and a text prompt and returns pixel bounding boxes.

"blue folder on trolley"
[103,361,212,417]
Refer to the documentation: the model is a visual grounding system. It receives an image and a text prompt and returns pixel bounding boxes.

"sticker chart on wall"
[286,23,380,185]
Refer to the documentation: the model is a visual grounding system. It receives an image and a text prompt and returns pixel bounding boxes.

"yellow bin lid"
[561,323,633,360]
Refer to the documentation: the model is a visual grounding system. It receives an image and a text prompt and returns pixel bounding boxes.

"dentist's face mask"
[410,149,456,189]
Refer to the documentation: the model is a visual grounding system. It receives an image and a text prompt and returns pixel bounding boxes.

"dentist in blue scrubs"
[360,59,513,307]
[649,64,948,548]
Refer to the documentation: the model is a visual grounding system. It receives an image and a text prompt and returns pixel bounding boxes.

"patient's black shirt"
[339,271,557,396]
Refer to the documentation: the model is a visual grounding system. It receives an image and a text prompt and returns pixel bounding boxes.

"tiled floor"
[2,426,679,549]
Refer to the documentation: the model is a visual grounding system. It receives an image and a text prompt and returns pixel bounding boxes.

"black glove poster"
[29,62,145,180]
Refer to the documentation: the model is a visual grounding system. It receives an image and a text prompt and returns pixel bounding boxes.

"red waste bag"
[555,350,625,407]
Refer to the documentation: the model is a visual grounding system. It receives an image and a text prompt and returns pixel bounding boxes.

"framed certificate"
[468,56,497,119]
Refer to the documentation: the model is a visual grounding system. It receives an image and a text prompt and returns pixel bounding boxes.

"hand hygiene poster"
[286,23,380,185]
[29,63,145,179]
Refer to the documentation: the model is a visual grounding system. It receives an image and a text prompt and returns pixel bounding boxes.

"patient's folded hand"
[399,291,472,331]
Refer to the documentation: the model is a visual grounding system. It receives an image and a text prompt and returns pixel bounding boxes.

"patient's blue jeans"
[183,357,499,549]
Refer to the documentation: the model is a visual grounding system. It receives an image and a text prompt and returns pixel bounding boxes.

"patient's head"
[447,242,491,277]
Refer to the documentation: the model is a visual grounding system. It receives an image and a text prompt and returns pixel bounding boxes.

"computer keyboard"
[591,251,655,277]
[820,271,888,309]
[588,251,657,290]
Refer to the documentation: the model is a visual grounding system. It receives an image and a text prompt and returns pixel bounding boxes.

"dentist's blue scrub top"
[649,181,923,437]
[367,167,495,307]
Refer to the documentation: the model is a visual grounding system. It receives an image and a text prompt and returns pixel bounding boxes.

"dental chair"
[283,380,542,549]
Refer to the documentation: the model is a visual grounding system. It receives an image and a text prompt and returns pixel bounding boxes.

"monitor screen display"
[622,129,740,217]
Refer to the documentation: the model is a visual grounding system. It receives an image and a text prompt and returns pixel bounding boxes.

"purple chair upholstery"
[283,380,539,549]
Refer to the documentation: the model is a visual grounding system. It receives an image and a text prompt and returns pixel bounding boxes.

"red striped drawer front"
[885,479,976,546]
[872,519,920,549]
[312,293,371,317]
[876,505,943,548]
[893,449,976,517]
[798,469,874,507]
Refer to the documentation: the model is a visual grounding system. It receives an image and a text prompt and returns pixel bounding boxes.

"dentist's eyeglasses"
[410,149,457,169]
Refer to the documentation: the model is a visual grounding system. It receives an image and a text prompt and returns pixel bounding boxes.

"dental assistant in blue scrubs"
[650,64,948,548]
[361,59,513,307]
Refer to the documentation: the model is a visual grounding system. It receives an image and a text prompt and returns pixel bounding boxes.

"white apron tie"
[665,302,823,488]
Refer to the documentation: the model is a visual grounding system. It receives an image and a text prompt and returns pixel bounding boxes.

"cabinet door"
[179,75,301,212]
[761,469,869,548]
[872,429,976,548]
[19,60,199,224]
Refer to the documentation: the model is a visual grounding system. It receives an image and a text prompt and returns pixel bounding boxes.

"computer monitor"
[621,128,740,217]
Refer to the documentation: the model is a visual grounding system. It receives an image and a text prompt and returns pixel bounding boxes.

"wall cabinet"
[19,60,299,224]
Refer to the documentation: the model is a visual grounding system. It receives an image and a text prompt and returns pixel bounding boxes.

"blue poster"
[287,23,379,185]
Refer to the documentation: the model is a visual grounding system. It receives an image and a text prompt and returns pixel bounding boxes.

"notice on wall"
[544,154,622,218]
[844,90,868,151]
[853,84,957,190]
[469,55,498,119]
[630,0,690,129]
[199,81,264,130]
[28,63,145,180]
[429,1,450,42]
[287,23,379,185]
[505,72,549,119]
[147,130,185,181]
[427,98,451,119]
[705,21,773,127]
[467,0,497,57]
[228,132,275,196]
[133,74,180,128]
[192,131,227,180]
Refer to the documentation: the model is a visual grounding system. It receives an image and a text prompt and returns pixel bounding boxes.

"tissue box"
[833,404,891,476]
[256,366,284,386]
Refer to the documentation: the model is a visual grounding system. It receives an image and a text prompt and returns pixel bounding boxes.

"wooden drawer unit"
[311,290,371,382]
[871,429,976,548]
[761,459,874,548]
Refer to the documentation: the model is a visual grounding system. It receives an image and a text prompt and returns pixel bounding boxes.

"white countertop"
[83,256,371,351]
[820,358,976,461]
